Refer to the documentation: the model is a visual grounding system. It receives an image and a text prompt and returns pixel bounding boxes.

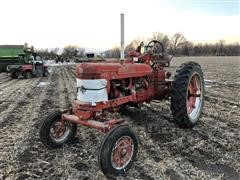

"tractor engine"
[76,62,154,105]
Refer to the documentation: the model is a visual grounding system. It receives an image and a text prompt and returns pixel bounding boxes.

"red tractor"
[40,40,204,177]
[7,56,49,79]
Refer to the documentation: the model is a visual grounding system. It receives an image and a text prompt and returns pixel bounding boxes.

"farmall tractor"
[40,40,204,177]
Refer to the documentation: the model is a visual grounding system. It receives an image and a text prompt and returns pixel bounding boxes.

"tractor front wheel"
[40,111,77,149]
[98,125,138,177]
[10,72,18,79]
[171,61,204,128]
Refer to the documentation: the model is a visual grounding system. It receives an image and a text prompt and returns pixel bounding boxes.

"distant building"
[86,52,95,58]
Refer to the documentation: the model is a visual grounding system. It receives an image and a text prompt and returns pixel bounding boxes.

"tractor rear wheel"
[98,125,138,177]
[171,61,204,128]
[40,111,77,149]
[43,70,49,77]
[24,71,32,79]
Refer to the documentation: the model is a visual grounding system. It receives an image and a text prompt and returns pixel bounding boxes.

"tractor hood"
[76,62,152,80]
[6,64,21,72]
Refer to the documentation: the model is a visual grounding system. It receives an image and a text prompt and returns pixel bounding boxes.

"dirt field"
[0,56,239,180]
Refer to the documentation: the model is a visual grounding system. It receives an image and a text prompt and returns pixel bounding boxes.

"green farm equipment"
[0,44,34,73]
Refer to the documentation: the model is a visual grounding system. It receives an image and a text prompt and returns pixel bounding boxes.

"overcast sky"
[0,0,239,50]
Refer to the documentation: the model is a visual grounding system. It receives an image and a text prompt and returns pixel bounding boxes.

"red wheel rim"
[50,120,70,142]
[111,136,134,170]
[187,73,203,121]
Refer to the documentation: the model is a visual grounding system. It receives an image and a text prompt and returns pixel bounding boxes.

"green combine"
[0,44,34,73]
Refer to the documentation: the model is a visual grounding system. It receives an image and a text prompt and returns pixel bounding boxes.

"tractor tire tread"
[170,61,204,128]
[40,110,77,149]
[98,125,138,177]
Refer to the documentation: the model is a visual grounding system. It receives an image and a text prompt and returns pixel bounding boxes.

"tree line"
[36,32,239,59]
[36,46,85,60]
[104,32,239,58]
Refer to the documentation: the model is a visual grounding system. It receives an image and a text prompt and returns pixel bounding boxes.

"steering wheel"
[146,40,165,56]
[35,62,41,66]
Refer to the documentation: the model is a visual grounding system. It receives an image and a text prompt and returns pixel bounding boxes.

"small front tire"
[10,72,18,79]
[98,125,138,177]
[40,111,77,149]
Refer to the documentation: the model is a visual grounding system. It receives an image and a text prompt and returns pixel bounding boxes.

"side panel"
[76,62,152,80]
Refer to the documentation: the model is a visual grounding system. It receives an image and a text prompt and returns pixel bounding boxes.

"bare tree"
[104,47,120,58]
[224,42,240,56]
[77,48,86,58]
[36,48,49,58]
[181,41,194,56]
[36,48,59,59]
[216,40,226,56]
[62,46,78,58]
[170,32,187,55]
[62,45,86,58]
[125,37,145,56]
[151,32,170,50]
[51,48,60,55]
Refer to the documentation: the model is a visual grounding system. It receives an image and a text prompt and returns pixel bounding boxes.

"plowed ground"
[0,56,239,180]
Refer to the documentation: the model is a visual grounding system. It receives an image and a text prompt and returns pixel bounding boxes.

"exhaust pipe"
[120,13,125,60]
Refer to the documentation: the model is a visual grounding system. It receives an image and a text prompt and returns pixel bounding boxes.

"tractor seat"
[153,54,173,67]
[128,51,139,57]
[35,62,42,70]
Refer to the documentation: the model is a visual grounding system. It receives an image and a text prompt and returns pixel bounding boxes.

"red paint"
[63,41,173,133]
[187,75,198,113]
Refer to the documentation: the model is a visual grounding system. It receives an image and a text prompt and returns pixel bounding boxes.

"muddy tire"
[98,125,138,177]
[171,61,204,128]
[43,70,49,77]
[10,72,18,79]
[40,111,77,149]
[24,71,32,79]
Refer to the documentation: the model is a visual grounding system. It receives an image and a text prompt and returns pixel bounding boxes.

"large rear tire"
[24,71,32,79]
[43,70,49,77]
[98,125,138,177]
[40,111,77,149]
[171,61,204,128]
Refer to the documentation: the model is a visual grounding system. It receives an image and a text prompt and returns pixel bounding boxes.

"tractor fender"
[20,64,33,72]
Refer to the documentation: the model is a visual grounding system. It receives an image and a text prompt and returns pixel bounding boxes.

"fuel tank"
[76,62,152,80]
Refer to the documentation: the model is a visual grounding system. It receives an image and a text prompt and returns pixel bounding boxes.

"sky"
[0,0,239,50]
